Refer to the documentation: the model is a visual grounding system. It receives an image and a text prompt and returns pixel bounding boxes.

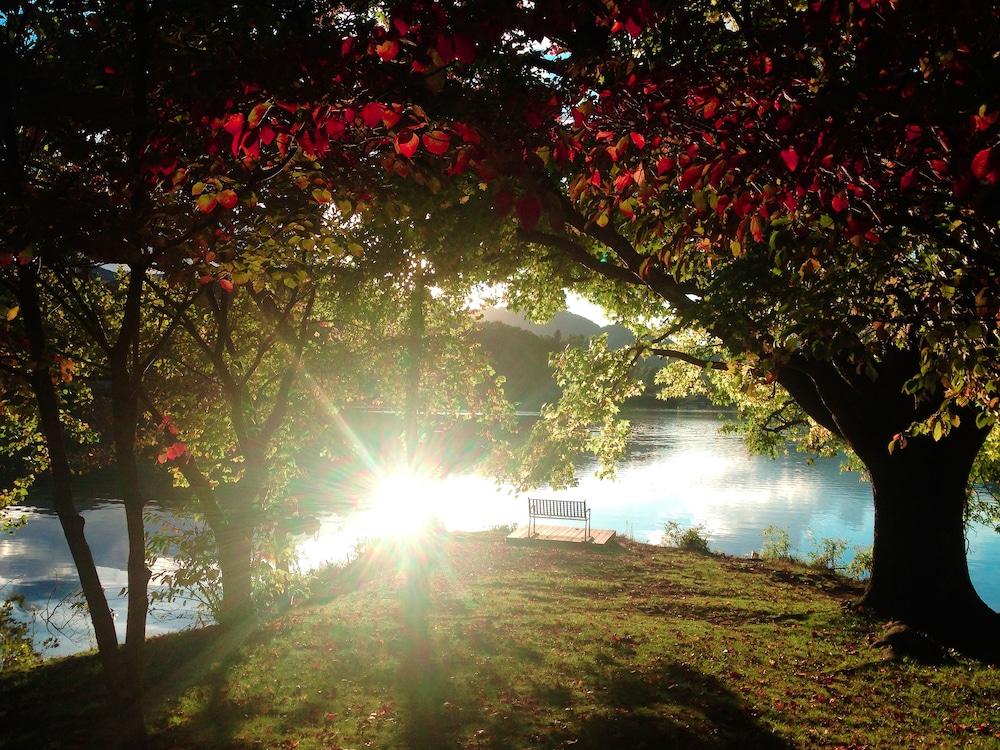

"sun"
[368,470,440,539]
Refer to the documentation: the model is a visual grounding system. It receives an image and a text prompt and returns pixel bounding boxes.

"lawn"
[3,530,1000,749]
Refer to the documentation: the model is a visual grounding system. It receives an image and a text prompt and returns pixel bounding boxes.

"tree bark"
[148,417,259,631]
[110,385,151,732]
[110,269,152,665]
[215,522,257,629]
[857,425,1000,658]
[19,266,149,746]
[780,352,1000,660]
[214,458,267,630]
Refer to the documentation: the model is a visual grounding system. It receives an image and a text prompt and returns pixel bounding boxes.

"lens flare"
[369,471,439,538]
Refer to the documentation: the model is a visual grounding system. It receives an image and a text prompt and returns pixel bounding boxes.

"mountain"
[478,306,635,349]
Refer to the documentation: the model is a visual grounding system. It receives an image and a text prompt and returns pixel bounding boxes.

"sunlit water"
[4,410,1000,658]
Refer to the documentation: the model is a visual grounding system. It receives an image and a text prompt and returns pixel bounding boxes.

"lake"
[4,409,1000,658]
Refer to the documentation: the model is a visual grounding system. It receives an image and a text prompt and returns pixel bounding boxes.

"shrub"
[806,535,849,571]
[846,545,873,580]
[487,522,519,536]
[661,521,712,554]
[0,595,44,671]
[761,525,793,561]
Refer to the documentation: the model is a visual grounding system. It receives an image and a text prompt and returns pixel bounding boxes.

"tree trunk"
[104,269,152,747]
[19,267,149,746]
[856,424,1000,659]
[214,448,269,629]
[780,352,1000,661]
[166,448,259,631]
[111,395,151,737]
[111,359,151,664]
[215,521,256,629]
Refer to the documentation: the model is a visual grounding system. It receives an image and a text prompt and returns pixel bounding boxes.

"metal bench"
[528,498,591,542]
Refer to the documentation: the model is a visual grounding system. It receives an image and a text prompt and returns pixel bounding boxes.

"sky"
[467,284,614,327]
[565,292,614,327]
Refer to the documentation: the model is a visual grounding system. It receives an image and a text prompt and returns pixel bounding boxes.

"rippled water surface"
[4,410,999,657]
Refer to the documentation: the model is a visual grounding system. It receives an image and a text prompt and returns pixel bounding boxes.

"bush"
[761,525,793,561]
[487,522,519,536]
[846,545,873,580]
[0,595,44,671]
[806,535,849,571]
[661,521,712,554]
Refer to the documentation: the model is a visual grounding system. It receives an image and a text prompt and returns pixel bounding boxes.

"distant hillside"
[471,322,561,409]
[474,312,676,411]
[479,307,635,349]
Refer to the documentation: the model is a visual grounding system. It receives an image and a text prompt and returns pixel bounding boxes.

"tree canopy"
[5,0,1000,714]
[262,0,1000,657]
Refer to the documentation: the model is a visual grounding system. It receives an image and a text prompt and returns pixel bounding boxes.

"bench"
[528,498,591,542]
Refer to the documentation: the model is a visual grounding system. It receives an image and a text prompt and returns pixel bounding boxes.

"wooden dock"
[505,524,617,546]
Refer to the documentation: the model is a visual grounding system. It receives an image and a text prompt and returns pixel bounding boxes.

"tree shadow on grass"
[573,661,789,750]
[144,622,271,750]
[0,623,261,750]
[391,589,790,750]
[0,648,112,749]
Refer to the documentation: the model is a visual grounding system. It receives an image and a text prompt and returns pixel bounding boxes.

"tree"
[0,2,382,743]
[0,2,499,705]
[508,1,1000,657]
[274,0,1000,657]
[140,183,514,627]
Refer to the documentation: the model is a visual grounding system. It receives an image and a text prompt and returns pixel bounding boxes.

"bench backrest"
[529,498,589,520]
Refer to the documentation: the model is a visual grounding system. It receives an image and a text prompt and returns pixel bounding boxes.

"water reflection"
[0,500,203,658]
[3,409,999,658]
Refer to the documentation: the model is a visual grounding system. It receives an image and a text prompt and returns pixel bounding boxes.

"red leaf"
[494,187,515,217]
[436,34,455,64]
[624,16,643,38]
[240,130,260,159]
[422,130,451,156]
[451,121,481,144]
[217,190,238,209]
[362,102,384,128]
[247,102,270,129]
[218,278,234,293]
[630,132,646,149]
[223,113,245,157]
[678,163,703,191]
[590,170,602,187]
[972,147,994,181]
[376,39,399,61]
[381,106,402,129]
[453,32,476,64]
[324,119,346,140]
[615,172,633,191]
[900,168,918,190]
[515,195,542,230]
[831,191,849,212]
[780,147,798,172]
[165,442,186,461]
[395,129,419,158]
[223,112,244,139]
[656,156,675,175]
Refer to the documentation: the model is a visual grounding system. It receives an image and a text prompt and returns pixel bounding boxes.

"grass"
[3,530,1000,749]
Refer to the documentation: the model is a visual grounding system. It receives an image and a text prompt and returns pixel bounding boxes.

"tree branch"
[649,347,730,370]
